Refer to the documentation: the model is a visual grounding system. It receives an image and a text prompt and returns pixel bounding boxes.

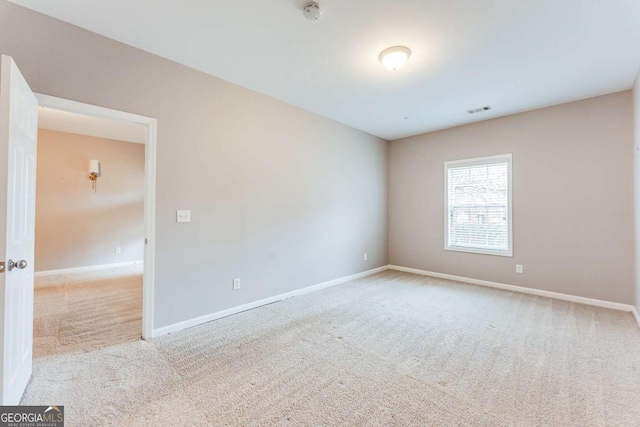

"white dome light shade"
[379,46,412,71]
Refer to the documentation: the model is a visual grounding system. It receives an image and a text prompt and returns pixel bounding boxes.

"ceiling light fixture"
[379,46,411,71]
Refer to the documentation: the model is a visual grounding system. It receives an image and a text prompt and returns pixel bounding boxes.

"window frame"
[443,153,513,257]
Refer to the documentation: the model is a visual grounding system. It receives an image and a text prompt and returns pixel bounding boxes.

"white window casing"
[444,154,513,257]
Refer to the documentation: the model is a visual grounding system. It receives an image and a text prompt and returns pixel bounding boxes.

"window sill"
[445,246,513,257]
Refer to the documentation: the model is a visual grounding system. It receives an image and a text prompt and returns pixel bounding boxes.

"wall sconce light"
[89,159,101,192]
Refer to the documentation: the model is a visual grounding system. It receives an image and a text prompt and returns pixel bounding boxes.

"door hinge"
[144,238,148,245]
[0,262,5,273]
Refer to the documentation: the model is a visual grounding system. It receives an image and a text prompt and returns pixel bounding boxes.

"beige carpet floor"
[33,264,143,358]
[23,270,640,426]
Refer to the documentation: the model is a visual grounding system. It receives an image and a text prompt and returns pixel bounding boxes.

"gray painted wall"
[0,1,389,329]
[390,92,635,304]
[35,130,145,272]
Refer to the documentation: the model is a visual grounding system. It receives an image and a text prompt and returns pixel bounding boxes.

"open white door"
[0,55,38,405]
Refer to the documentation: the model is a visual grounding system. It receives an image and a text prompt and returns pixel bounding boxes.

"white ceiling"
[38,107,146,144]
[12,0,640,140]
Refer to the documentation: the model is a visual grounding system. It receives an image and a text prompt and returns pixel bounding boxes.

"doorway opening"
[33,95,156,358]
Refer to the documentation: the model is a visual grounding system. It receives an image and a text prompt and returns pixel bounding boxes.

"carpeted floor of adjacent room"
[24,269,640,426]
[32,264,143,358]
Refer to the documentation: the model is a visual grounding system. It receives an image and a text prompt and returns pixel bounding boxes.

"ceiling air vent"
[467,106,492,114]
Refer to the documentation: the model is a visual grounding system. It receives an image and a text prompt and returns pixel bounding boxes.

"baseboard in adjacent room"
[34,260,144,278]
[389,265,640,328]
[152,265,390,338]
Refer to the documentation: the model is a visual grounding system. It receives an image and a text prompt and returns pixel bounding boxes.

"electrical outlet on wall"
[516,264,524,274]
[233,278,241,290]
[115,247,121,254]
[176,210,191,223]
[364,253,368,261]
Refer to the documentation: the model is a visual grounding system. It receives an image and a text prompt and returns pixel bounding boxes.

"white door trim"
[34,94,157,340]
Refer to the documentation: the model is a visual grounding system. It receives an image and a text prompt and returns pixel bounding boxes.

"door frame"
[34,94,157,340]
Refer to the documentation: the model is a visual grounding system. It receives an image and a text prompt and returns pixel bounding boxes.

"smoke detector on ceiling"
[467,106,492,114]
[303,2,323,21]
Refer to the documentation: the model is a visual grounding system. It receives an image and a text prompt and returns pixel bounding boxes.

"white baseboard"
[152,265,390,338]
[35,260,144,278]
[152,263,640,337]
[632,308,640,329]
[389,265,640,327]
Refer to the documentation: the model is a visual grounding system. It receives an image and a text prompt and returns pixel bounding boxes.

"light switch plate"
[176,210,191,223]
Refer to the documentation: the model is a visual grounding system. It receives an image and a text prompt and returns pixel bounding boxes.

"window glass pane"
[447,161,509,253]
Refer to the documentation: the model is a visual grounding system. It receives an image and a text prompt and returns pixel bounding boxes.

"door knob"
[7,259,27,271]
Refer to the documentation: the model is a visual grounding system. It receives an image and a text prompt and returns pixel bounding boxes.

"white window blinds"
[445,154,512,256]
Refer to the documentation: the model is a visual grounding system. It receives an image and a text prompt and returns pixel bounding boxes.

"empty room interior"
[0,0,639,426]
